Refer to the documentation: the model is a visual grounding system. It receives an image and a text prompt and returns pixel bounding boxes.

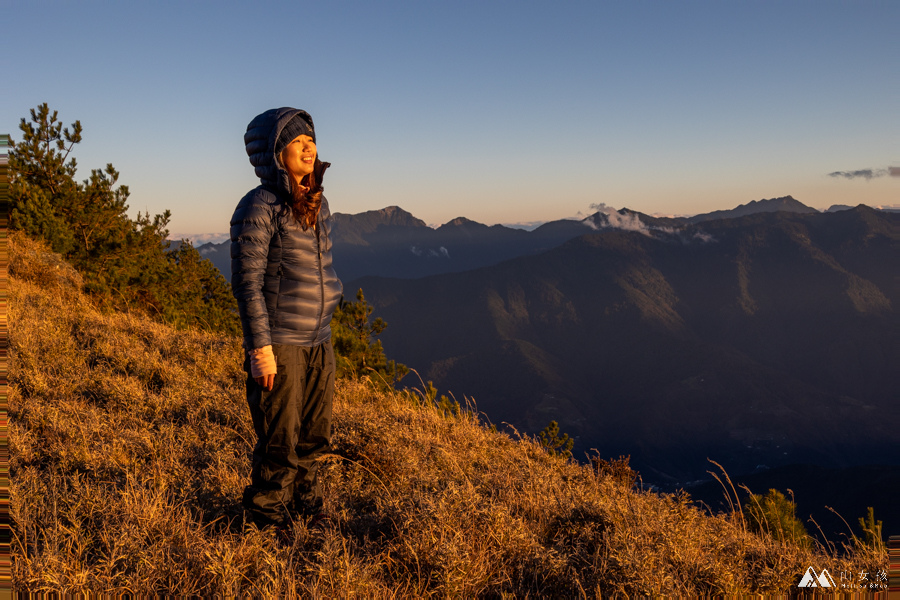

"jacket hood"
[244,107,315,196]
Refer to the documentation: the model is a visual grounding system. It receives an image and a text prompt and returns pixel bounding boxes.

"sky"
[3,0,898,242]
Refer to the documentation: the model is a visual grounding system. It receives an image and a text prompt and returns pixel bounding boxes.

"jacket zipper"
[275,259,284,320]
[315,221,325,339]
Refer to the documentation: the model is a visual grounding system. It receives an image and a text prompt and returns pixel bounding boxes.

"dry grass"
[8,231,887,597]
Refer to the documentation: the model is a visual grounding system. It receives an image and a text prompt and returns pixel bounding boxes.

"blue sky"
[3,0,898,241]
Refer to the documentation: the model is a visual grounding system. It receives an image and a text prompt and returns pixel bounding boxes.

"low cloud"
[410,245,450,258]
[692,231,716,243]
[586,203,650,235]
[828,167,900,180]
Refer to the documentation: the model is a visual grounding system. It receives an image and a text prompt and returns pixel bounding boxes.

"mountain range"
[202,195,845,282]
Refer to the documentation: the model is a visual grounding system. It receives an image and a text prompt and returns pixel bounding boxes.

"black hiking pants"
[242,341,334,527]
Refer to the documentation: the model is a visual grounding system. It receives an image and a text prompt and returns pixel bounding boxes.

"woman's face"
[280,134,317,179]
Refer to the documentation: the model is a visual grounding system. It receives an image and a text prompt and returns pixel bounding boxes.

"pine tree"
[9,103,239,334]
[331,289,408,387]
[155,240,242,335]
[856,506,884,552]
[538,421,574,459]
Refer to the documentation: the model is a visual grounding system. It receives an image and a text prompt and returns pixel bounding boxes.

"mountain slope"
[353,207,900,484]
[10,231,885,595]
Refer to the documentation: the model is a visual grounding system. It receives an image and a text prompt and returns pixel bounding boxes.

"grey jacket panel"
[230,107,342,351]
[231,188,342,349]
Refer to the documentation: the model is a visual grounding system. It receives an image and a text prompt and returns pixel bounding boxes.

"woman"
[230,107,342,536]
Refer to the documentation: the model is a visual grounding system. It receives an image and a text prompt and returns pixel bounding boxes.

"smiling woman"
[230,107,343,542]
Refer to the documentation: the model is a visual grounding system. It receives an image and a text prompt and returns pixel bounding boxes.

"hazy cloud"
[828,167,900,180]
[585,203,675,237]
[168,232,230,245]
[501,220,546,231]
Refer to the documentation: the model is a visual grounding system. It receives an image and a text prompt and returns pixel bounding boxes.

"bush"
[744,489,811,548]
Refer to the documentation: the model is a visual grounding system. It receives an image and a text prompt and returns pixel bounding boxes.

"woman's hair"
[281,154,331,230]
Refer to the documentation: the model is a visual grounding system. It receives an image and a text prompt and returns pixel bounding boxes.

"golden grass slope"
[8,231,887,596]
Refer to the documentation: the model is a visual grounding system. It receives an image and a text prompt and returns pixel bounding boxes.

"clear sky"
[3,0,898,240]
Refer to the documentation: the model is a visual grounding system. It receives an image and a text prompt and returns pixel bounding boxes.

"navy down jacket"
[230,108,343,350]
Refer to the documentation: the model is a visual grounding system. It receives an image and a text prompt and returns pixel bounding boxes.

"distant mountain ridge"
[687,195,817,223]
[331,205,428,246]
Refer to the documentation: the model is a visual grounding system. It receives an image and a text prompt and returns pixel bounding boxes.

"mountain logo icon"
[798,567,835,587]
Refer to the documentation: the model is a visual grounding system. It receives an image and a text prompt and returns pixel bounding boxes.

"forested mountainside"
[353,207,900,489]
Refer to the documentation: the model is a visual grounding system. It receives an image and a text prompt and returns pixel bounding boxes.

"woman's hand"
[249,345,277,391]
[254,373,276,392]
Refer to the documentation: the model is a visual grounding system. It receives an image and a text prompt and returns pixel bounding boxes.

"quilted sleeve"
[230,188,275,350]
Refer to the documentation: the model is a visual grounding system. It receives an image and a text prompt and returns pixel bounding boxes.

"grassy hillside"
[8,231,887,596]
